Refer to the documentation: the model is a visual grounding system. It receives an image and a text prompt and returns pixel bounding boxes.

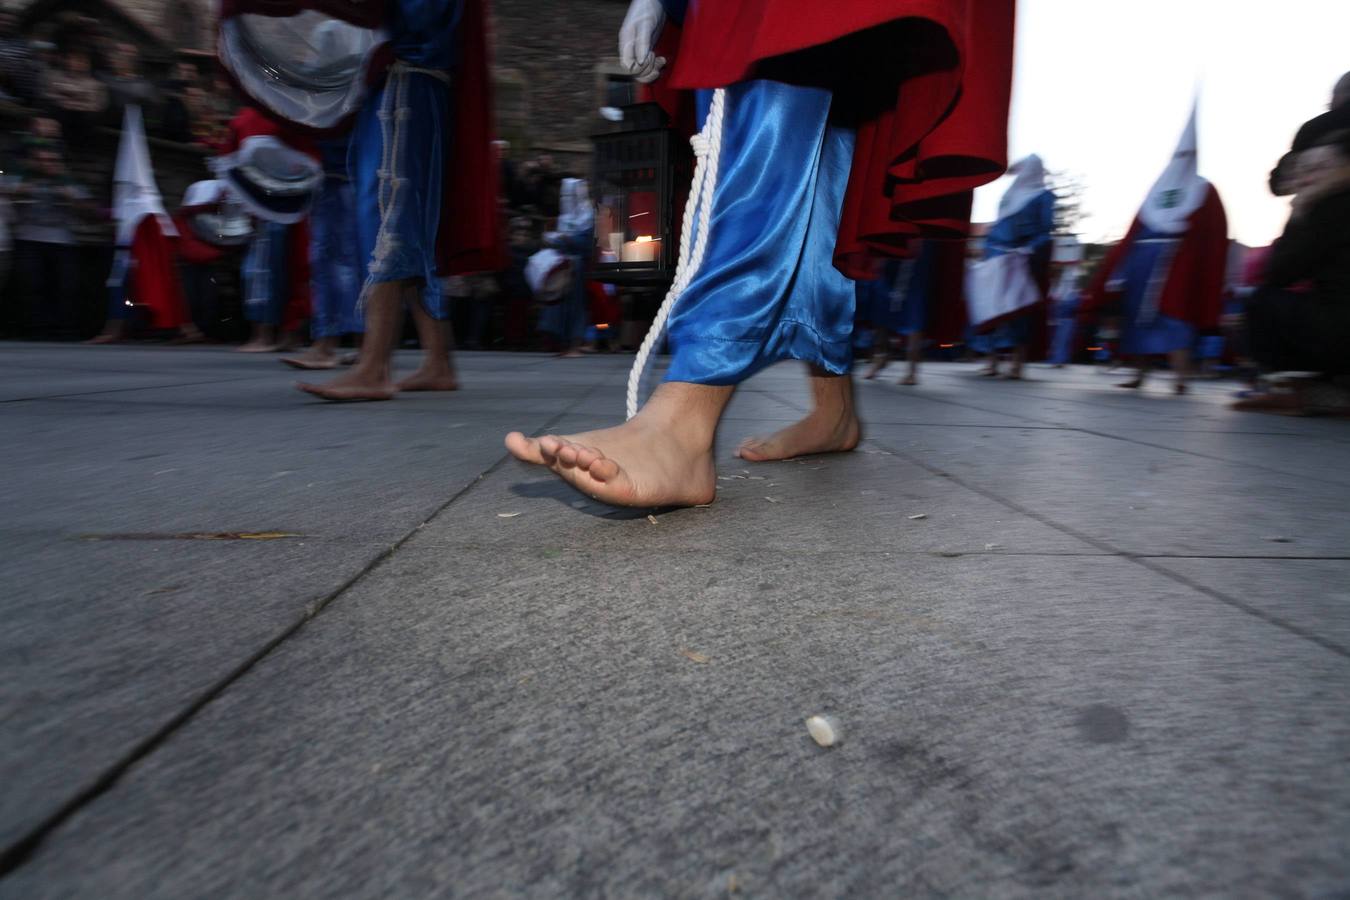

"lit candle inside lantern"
[620,235,660,263]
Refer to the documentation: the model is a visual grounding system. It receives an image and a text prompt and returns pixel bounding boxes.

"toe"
[736,438,769,462]
[504,431,545,464]
[588,456,621,483]
[556,441,581,468]
[573,445,603,469]
[536,434,565,462]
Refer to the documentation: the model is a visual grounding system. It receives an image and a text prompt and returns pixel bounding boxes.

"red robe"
[128,216,186,330]
[436,0,507,276]
[1082,185,1229,331]
[658,0,1014,279]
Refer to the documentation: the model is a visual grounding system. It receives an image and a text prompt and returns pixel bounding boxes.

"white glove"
[619,0,666,84]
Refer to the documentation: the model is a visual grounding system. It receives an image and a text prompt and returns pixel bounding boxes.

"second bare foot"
[737,408,861,462]
[296,369,397,402]
[396,368,459,392]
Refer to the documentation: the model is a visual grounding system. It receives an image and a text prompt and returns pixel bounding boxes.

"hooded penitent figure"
[108,105,185,330]
[538,178,596,349]
[972,151,1053,348]
[1082,106,1228,357]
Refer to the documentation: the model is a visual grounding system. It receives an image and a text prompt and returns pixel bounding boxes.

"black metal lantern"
[590,102,691,287]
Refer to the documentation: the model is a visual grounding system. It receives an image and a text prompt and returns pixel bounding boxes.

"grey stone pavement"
[2,341,1349,897]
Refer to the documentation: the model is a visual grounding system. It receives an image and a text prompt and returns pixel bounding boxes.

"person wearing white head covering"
[537,177,596,356]
[975,154,1055,378]
[88,106,202,345]
[1082,105,1228,394]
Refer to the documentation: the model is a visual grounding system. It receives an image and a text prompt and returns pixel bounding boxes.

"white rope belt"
[624,87,727,420]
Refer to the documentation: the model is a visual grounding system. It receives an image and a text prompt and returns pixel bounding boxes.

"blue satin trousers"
[664,80,858,385]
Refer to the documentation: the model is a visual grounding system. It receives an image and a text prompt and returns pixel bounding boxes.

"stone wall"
[490,0,628,173]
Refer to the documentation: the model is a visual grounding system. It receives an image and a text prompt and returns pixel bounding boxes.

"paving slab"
[1147,558,1350,653]
[863,423,1350,558]
[3,347,1349,897]
[6,550,1347,897]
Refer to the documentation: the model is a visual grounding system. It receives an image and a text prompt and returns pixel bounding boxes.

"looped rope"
[625,87,727,420]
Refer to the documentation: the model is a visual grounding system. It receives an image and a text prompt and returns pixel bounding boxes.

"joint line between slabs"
[0,378,606,879]
[769,389,1350,662]
[867,382,1346,487]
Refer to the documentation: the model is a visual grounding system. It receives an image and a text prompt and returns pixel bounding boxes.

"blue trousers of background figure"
[310,178,364,338]
[350,68,450,320]
[243,220,290,326]
[664,80,858,385]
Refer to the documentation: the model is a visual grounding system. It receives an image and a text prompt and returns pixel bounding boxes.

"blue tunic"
[974,190,1054,350]
[664,80,857,384]
[349,0,462,320]
[1114,223,1196,356]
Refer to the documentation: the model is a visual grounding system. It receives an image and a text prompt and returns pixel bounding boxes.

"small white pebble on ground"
[805,715,842,748]
[984,542,1001,550]
[497,512,522,518]
[764,496,780,503]
[908,513,928,520]
[647,514,659,525]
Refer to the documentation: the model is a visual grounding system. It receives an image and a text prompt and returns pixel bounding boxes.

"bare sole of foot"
[396,372,459,392]
[737,411,861,462]
[296,380,397,402]
[237,343,281,354]
[280,356,339,370]
[504,423,716,508]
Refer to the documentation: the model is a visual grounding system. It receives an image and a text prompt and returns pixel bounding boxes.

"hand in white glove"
[619,0,667,84]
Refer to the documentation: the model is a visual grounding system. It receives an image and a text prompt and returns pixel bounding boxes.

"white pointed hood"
[997,154,1050,221]
[557,178,595,233]
[113,105,174,245]
[1138,104,1209,234]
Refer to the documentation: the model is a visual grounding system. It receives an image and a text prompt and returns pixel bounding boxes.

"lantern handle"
[626,87,727,420]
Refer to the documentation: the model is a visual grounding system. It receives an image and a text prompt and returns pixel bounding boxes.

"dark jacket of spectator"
[1249,143,1350,374]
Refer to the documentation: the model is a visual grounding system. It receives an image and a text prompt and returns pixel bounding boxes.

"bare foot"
[280,353,339,370]
[505,421,715,508]
[85,333,122,345]
[862,354,888,380]
[296,369,397,401]
[737,409,861,462]
[504,381,728,508]
[396,368,459,392]
[237,341,281,353]
[899,370,918,386]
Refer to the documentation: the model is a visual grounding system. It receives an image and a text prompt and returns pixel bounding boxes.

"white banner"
[965,251,1041,329]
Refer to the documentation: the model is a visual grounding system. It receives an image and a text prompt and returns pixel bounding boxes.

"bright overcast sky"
[970,0,1350,247]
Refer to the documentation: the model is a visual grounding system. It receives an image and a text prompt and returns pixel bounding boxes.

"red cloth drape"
[436,0,507,276]
[659,0,1014,279]
[129,216,185,329]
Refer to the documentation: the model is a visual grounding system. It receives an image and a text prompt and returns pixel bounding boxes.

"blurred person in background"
[160,60,199,144]
[12,145,92,337]
[1081,108,1227,395]
[1236,129,1350,414]
[536,177,593,357]
[281,136,364,369]
[1270,72,1350,197]
[857,241,940,386]
[47,46,106,141]
[974,155,1054,379]
[99,42,154,125]
[0,12,38,105]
